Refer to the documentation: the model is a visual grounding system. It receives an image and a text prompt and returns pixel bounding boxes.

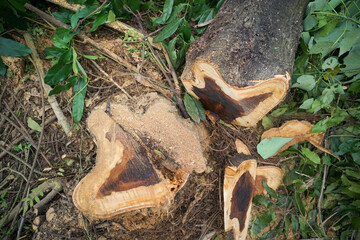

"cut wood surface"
[73,93,207,219]
[224,139,283,239]
[181,0,308,126]
[261,120,340,159]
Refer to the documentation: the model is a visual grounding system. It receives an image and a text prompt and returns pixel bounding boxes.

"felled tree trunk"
[181,0,308,126]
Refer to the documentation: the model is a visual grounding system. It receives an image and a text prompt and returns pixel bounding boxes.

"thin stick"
[0,146,44,175]
[17,32,47,237]
[23,30,72,136]
[0,112,52,167]
[89,60,133,99]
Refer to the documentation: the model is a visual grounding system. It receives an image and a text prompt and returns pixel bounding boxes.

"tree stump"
[181,0,308,126]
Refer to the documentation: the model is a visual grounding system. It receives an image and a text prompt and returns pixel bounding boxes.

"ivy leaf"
[341,44,360,77]
[184,92,205,123]
[292,75,316,91]
[153,0,174,24]
[303,15,317,31]
[257,137,294,159]
[322,56,338,70]
[339,28,360,56]
[299,98,314,110]
[27,117,42,132]
[72,77,87,123]
[0,37,32,57]
[154,18,182,42]
[301,147,321,164]
[309,41,333,58]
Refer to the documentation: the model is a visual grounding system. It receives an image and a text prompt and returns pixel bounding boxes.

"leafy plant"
[254,0,360,238]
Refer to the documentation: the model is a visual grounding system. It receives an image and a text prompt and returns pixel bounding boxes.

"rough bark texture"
[181,0,308,126]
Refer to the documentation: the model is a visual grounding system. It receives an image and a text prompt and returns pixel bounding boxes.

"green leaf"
[53,9,73,24]
[303,15,318,31]
[166,3,186,24]
[44,63,72,86]
[299,98,314,110]
[166,37,177,66]
[252,209,275,236]
[34,196,41,204]
[72,77,87,123]
[318,18,339,38]
[72,48,78,75]
[252,194,272,207]
[27,117,42,132]
[312,115,345,133]
[263,180,278,199]
[301,147,321,164]
[43,46,65,59]
[179,19,192,42]
[49,76,77,96]
[340,28,360,56]
[271,107,288,117]
[341,44,360,77]
[0,37,32,57]
[89,12,108,32]
[261,116,273,130]
[154,0,174,24]
[52,27,77,49]
[0,58,6,76]
[184,92,205,123]
[70,8,81,29]
[83,55,103,60]
[257,137,294,159]
[322,56,338,70]
[107,10,116,22]
[294,192,306,216]
[309,41,333,58]
[291,214,299,233]
[154,18,182,42]
[292,75,316,91]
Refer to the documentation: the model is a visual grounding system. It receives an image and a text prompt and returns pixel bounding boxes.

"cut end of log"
[182,61,290,127]
[261,120,339,159]
[224,139,283,239]
[73,93,207,219]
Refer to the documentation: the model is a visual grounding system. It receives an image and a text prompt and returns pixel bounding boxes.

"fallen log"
[181,0,308,126]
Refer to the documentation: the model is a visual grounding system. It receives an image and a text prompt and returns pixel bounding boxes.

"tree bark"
[181,0,308,126]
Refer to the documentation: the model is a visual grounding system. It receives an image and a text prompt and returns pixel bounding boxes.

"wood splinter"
[224,139,283,240]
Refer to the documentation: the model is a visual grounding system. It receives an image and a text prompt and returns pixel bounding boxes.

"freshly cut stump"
[181,0,308,126]
[73,93,207,219]
[224,139,283,239]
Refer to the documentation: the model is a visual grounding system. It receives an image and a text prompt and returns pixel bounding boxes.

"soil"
[0,10,287,240]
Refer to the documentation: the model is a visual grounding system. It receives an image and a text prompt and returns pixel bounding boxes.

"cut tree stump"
[224,139,283,239]
[181,0,308,126]
[73,93,207,219]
